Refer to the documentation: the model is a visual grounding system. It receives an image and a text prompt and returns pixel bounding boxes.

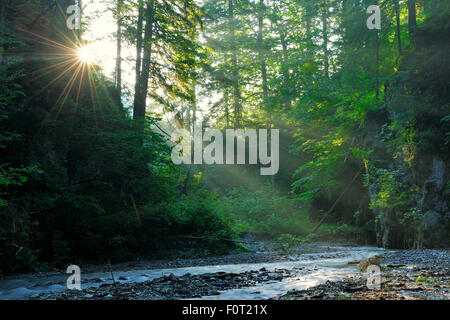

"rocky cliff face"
[417,156,449,247]
[365,111,449,249]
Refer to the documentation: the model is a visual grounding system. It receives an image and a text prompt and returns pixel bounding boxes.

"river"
[0,245,387,300]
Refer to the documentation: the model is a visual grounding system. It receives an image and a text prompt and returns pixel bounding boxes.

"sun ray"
[87,65,100,124]
[17,27,76,52]
[16,10,110,124]
[28,57,78,81]
[76,64,87,106]
[32,59,81,102]
[54,62,85,118]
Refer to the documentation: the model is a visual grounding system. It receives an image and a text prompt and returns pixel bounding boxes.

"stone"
[168,273,177,281]
[358,255,382,272]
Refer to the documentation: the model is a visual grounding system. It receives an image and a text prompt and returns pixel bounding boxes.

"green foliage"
[366,168,414,211]
[317,222,375,243]
[274,234,308,254]
[220,185,375,243]
[139,190,237,256]
[222,186,316,237]
[416,274,435,285]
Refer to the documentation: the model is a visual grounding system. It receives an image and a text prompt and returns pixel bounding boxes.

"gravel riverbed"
[276,249,450,300]
[3,243,448,300]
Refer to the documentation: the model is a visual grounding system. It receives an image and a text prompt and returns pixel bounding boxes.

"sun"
[77,45,96,64]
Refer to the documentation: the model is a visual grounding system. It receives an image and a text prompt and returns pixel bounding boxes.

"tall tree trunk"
[0,0,4,28]
[115,0,122,96]
[257,0,268,101]
[322,1,329,79]
[224,91,230,128]
[0,0,6,65]
[133,0,154,123]
[374,0,380,103]
[375,31,380,103]
[408,0,416,45]
[228,0,241,127]
[133,0,144,118]
[257,0,274,188]
[192,79,197,135]
[304,1,312,49]
[184,79,196,194]
[279,30,288,73]
[395,0,402,57]
[278,28,291,109]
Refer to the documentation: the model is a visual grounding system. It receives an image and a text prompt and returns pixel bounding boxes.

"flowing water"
[0,245,386,300]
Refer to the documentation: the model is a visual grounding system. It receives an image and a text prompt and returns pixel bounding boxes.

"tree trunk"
[395,0,402,57]
[279,29,288,74]
[77,0,82,42]
[257,0,274,188]
[322,1,329,79]
[257,0,268,101]
[375,30,380,103]
[0,0,6,64]
[115,0,122,96]
[408,0,416,45]
[304,1,312,49]
[224,91,230,127]
[133,0,154,123]
[192,79,197,135]
[133,0,144,118]
[278,28,291,109]
[228,0,241,127]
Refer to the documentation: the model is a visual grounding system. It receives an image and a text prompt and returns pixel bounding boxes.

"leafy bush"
[222,186,316,237]
[274,234,311,254]
[140,190,238,256]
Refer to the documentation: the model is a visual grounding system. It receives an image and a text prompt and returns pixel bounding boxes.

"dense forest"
[0,0,448,275]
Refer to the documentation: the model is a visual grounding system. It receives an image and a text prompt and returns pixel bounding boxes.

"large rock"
[358,255,383,272]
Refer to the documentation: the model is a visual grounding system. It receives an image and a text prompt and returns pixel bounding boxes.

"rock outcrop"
[365,111,449,248]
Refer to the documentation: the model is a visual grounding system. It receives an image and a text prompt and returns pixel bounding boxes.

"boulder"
[358,255,383,273]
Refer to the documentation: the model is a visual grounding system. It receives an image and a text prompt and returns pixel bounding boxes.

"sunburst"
[76,44,97,65]
[16,23,106,122]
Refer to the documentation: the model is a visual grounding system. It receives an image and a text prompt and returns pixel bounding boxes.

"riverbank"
[30,267,311,300]
[1,243,448,300]
[2,239,336,277]
[276,249,450,300]
[0,242,377,299]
